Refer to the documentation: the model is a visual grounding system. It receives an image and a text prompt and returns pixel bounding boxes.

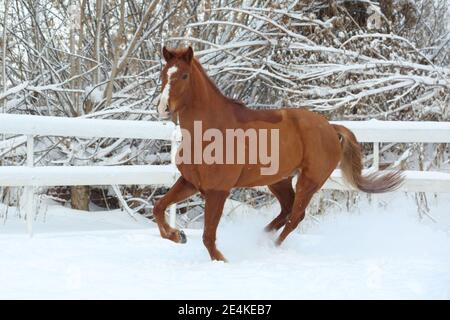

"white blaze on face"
[158,65,178,118]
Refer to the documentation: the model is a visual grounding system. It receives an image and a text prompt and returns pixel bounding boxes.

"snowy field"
[0,193,449,300]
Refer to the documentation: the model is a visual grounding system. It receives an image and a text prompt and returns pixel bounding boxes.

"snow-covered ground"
[0,193,449,299]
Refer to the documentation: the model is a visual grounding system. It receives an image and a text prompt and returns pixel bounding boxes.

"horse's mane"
[192,58,246,108]
[192,58,282,123]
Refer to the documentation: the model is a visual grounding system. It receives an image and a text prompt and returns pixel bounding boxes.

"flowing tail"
[333,124,404,193]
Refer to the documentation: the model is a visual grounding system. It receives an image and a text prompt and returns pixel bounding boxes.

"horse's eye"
[182,73,189,80]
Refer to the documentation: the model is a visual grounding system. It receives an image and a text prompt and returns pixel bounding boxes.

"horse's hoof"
[179,230,187,244]
[212,255,228,263]
[275,238,283,247]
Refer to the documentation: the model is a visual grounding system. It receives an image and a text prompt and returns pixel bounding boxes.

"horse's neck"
[179,97,232,131]
[178,67,235,130]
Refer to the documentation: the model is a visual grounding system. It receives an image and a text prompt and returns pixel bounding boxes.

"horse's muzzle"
[158,112,171,120]
[157,102,171,120]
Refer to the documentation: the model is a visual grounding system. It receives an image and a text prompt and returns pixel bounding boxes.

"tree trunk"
[380,0,393,22]
[71,186,90,211]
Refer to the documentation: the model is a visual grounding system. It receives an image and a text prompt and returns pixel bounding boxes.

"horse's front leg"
[153,177,197,243]
[203,190,229,262]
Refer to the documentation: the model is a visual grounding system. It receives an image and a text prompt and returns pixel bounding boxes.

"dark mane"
[192,58,246,108]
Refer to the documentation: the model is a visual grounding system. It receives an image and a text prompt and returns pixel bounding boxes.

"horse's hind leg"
[153,176,198,243]
[265,177,295,232]
[275,171,322,246]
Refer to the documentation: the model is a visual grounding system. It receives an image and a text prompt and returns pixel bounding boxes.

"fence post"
[372,142,380,207]
[168,125,181,228]
[25,135,35,236]
[373,142,379,170]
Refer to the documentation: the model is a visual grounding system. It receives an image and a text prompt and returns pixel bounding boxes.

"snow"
[84,85,104,104]
[1,193,449,299]
[0,135,27,150]
[0,82,29,101]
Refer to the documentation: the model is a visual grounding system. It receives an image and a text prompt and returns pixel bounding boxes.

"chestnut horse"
[153,46,403,262]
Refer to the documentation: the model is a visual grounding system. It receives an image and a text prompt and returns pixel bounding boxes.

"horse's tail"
[332,124,404,193]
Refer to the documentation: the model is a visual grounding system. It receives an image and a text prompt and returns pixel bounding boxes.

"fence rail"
[0,114,178,234]
[0,113,176,140]
[0,114,449,234]
[330,120,450,143]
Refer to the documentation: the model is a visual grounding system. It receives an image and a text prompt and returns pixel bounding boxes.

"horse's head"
[158,46,194,119]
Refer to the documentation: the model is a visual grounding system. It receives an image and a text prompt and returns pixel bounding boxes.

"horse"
[153,46,403,262]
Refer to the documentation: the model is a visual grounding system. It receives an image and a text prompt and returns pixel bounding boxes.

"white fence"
[0,114,449,233]
[323,120,450,193]
[0,114,179,234]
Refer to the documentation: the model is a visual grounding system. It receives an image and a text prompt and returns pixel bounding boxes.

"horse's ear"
[162,46,174,61]
[182,46,194,63]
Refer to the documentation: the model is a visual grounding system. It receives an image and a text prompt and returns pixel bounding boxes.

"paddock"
[1,192,449,299]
